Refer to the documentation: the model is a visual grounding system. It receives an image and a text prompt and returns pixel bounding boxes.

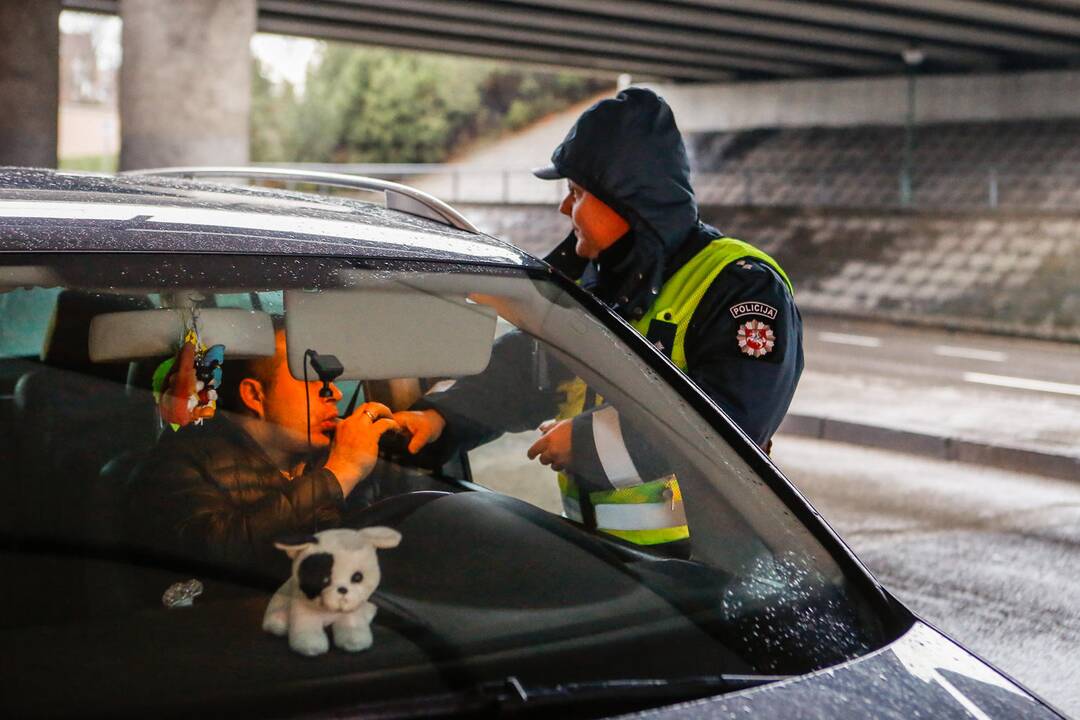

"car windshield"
[0,252,893,718]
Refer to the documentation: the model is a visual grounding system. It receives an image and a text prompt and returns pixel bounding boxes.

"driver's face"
[261,331,342,453]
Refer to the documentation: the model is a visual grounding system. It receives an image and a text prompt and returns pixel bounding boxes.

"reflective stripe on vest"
[593,500,686,531]
[556,379,688,545]
[560,468,688,546]
[555,238,791,546]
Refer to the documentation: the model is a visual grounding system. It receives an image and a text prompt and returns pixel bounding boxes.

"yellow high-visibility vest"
[556,237,792,546]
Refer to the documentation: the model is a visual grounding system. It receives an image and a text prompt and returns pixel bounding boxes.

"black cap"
[532,163,563,180]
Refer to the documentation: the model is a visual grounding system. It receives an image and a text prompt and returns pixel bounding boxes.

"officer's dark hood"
[541,88,706,319]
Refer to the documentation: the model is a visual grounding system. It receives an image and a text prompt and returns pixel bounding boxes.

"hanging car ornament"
[151,316,226,430]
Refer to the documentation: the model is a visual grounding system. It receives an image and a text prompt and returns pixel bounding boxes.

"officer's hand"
[392,409,447,454]
[325,402,398,495]
[527,418,573,472]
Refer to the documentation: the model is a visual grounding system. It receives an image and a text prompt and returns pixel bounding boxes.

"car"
[0,166,1066,719]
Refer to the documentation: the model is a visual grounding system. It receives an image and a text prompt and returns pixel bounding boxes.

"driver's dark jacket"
[126,415,348,578]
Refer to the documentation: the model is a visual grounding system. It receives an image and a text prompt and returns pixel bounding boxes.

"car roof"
[0,168,541,269]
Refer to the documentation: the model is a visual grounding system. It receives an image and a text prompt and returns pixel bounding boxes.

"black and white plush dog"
[263,527,402,656]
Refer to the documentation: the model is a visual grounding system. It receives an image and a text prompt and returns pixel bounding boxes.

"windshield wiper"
[343,674,794,719]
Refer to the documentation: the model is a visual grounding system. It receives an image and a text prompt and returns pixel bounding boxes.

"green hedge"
[252,44,612,164]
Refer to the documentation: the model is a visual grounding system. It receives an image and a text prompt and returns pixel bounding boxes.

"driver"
[126,326,399,576]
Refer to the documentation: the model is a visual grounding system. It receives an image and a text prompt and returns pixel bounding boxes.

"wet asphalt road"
[794,316,1080,457]
[803,315,1080,389]
[772,436,1080,717]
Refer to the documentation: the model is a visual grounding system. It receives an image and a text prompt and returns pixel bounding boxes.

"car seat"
[8,290,157,545]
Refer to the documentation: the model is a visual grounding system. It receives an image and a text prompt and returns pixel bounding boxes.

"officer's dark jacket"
[419,88,802,491]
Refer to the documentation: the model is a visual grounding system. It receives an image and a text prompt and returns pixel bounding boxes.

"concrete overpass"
[4,0,1080,167]
[66,0,1080,81]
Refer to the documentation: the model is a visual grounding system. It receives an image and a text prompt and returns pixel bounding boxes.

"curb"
[777,413,1080,483]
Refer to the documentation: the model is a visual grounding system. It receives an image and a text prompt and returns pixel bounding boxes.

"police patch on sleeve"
[737,319,775,358]
[729,301,778,320]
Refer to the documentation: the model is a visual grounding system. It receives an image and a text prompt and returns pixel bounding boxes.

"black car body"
[0,168,1065,719]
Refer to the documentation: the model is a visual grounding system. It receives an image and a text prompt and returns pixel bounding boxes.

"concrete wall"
[120,0,255,170]
[0,0,60,167]
[459,203,1080,343]
[650,69,1080,132]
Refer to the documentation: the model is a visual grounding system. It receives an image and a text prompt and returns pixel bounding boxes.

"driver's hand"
[527,418,573,472]
[325,402,397,495]
[392,409,447,454]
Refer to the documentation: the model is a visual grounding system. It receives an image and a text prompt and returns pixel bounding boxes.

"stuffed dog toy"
[263,527,402,656]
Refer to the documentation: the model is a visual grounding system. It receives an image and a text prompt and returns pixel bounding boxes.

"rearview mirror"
[88,308,276,362]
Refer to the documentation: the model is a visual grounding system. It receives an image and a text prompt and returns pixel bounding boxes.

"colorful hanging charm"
[152,317,226,430]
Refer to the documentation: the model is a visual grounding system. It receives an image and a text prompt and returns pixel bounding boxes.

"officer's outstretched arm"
[408,329,575,454]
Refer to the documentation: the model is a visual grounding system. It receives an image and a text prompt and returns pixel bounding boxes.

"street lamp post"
[900,46,925,208]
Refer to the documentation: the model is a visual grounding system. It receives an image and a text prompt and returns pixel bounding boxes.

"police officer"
[395,88,802,554]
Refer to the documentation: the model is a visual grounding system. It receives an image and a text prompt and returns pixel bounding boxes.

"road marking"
[933,345,1007,363]
[963,372,1080,397]
[819,332,882,348]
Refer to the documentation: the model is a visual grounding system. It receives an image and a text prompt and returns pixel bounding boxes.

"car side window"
[213,292,255,309]
[0,286,61,358]
[459,316,564,509]
[467,432,565,514]
[257,291,284,314]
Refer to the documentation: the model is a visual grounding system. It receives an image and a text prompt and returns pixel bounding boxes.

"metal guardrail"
[121,166,481,232]
[125,162,1080,211]
[251,163,566,205]
[241,162,1080,211]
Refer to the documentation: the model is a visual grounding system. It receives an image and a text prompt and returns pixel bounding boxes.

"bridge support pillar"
[0,0,60,167]
[120,0,255,170]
